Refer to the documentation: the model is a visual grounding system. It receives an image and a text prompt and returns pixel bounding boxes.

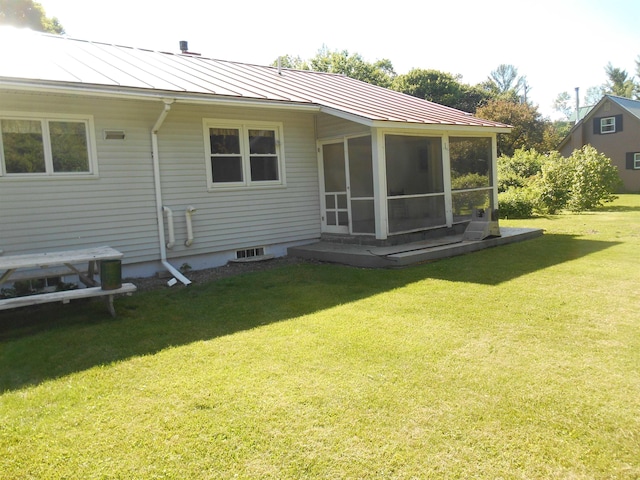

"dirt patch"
[125,256,318,292]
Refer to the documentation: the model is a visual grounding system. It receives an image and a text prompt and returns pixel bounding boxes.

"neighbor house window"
[0,116,95,176]
[635,153,640,169]
[600,117,616,134]
[204,120,284,188]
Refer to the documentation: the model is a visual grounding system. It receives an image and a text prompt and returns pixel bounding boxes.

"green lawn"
[1,195,639,479]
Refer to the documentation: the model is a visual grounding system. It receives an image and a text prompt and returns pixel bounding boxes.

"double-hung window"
[635,153,640,170]
[600,117,616,134]
[0,115,96,177]
[204,120,285,188]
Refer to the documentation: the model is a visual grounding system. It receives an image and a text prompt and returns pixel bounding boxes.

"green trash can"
[100,259,122,290]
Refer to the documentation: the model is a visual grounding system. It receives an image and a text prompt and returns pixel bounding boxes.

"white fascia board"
[370,120,512,134]
[318,106,511,134]
[0,80,321,112]
[319,106,375,126]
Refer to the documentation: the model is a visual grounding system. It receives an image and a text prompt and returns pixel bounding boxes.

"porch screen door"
[321,142,349,233]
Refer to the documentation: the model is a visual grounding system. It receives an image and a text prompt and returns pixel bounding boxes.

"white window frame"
[0,112,98,178]
[600,116,616,134]
[634,153,640,169]
[203,119,286,190]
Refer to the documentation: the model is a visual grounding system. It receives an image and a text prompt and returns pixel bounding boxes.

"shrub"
[535,153,573,214]
[498,187,536,218]
[535,146,621,213]
[497,148,545,192]
[567,146,621,211]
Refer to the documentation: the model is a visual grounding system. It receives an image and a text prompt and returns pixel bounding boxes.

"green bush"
[567,146,621,211]
[497,148,545,192]
[497,146,621,215]
[535,154,573,214]
[498,187,536,218]
[536,146,620,213]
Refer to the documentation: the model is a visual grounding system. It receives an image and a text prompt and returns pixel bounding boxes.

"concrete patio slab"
[288,227,543,268]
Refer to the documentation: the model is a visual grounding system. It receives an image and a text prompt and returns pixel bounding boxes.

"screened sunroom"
[318,129,499,243]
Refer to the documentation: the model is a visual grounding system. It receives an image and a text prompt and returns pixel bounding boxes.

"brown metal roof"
[0,28,510,130]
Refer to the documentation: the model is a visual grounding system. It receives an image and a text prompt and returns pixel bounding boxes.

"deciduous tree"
[476,99,549,156]
[0,0,63,33]
[391,69,490,112]
[306,46,396,88]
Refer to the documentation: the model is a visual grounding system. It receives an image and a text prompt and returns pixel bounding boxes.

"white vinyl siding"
[316,113,370,140]
[0,95,321,272]
[0,93,321,270]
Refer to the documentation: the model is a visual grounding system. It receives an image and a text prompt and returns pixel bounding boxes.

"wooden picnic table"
[0,246,136,317]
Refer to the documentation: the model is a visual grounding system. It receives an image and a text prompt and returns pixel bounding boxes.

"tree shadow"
[0,234,620,393]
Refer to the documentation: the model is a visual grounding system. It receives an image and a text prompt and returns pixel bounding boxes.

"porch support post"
[491,133,499,209]
[442,133,453,227]
[371,128,388,240]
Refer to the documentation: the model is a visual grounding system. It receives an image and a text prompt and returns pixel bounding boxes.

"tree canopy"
[603,62,636,98]
[476,100,550,156]
[0,0,64,33]
[391,69,490,112]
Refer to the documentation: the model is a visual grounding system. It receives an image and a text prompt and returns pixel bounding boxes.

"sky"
[36,0,640,119]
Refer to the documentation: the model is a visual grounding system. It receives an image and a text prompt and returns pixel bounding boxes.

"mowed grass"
[1,196,639,479]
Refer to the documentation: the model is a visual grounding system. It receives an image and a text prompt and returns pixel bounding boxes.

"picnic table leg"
[105,294,116,318]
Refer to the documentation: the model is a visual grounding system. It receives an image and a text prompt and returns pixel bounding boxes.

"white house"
[0,27,510,282]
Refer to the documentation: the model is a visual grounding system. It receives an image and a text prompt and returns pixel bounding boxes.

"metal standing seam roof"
[0,27,510,130]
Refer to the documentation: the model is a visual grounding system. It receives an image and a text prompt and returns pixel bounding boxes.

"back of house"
[0,27,510,280]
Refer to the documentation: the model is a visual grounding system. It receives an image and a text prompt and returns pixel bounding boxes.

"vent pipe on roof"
[277,56,282,75]
[179,40,200,56]
[575,87,580,123]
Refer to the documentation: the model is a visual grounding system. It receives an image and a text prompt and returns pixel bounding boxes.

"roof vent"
[179,40,200,56]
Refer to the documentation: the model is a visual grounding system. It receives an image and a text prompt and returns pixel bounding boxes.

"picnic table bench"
[0,246,136,317]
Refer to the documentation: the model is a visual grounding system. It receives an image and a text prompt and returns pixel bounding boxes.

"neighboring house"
[559,95,640,192]
[0,27,510,280]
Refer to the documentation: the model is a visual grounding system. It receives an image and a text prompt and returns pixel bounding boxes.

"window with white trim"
[0,116,95,176]
[204,120,285,188]
[600,117,616,134]
[635,153,640,169]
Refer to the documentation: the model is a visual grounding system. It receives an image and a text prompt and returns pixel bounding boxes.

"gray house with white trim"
[0,27,510,280]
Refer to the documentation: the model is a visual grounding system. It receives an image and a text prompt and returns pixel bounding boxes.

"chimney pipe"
[180,40,188,53]
[575,87,580,123]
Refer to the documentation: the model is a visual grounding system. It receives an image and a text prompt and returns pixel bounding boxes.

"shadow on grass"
[0,234,620,393]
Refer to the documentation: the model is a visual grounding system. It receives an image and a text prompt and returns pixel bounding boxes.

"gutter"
[0,80,322,112]
[151,99,191,285]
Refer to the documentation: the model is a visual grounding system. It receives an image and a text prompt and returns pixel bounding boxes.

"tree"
[485,64,525,101]
[584,86,604,106]
[306,46,396,88]
[553,91,573,120]
[391,69,491,112]
[476,99,549,156]
[271,54,309,70]
[603,62,636,98]
[0,0,64,33]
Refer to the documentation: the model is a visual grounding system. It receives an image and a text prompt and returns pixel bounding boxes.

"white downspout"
[163,206,176,249]
[151,99,191,285]
[185,206,196,247]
